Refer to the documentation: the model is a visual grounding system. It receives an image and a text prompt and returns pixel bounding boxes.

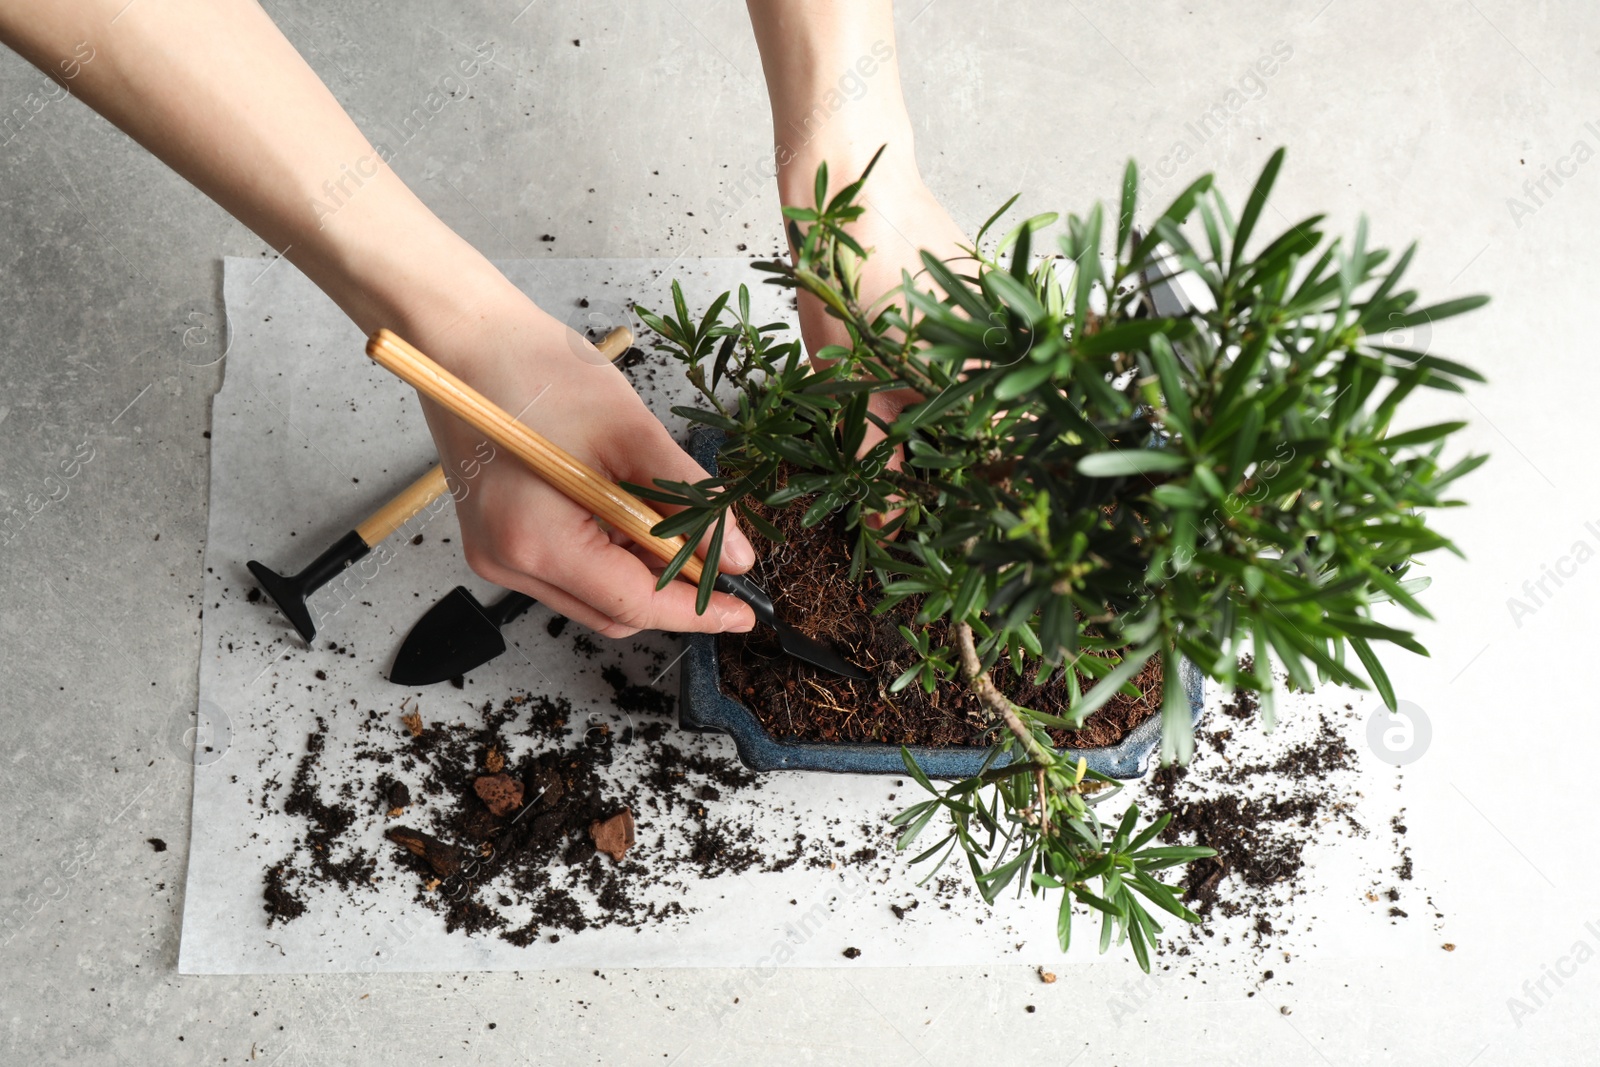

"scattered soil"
[1145,660,1415,955]
[1151,709,1359,923]
[263,863,306,925]
[255,620,1413,967]
[260,681,858,945]
[277,716,376,897]
[1392,812,1414,882]
[719,466,1161,749]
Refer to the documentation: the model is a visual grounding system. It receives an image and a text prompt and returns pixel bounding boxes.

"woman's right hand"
[396,278,757,639]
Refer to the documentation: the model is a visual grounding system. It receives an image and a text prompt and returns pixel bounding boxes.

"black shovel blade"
[388,586,507,686]
[769,619,873,681]
[713,571,871,681]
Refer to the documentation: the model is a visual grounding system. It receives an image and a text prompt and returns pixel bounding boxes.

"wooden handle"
[365,327,705,583]
[590,325,633,363]
[352,326,633,549]
[355,465,448,546]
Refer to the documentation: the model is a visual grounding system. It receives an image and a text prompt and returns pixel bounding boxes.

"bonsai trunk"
[953,621,1046,758]
[954,620,1056,831]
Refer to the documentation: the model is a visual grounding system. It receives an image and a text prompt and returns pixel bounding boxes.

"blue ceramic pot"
[678,428,1204,779]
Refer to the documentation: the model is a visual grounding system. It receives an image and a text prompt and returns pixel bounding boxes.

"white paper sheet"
[179,256,1418,974]
[179,257,1045,973]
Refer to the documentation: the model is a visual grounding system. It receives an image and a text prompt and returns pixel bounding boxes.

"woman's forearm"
[0,0,766,637]
[0,0,509,345]
[745,0,967,415]
[745,0,918,201]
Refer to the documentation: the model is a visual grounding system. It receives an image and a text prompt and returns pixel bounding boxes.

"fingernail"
[724,535,756,570]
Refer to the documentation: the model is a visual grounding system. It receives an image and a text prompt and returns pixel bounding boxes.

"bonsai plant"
[631,147,1486,967]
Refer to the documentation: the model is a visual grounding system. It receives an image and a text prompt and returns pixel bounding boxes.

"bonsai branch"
[954,620,1053,769]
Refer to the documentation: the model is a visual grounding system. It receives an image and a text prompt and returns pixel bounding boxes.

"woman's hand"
[749,0,971,497]
[782,143,970,416]
[400,285,758,639]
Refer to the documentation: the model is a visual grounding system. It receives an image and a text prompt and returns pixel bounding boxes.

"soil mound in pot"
[718,469,1161,749]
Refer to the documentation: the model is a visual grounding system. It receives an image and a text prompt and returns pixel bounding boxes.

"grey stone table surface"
[3,1,1597,1063]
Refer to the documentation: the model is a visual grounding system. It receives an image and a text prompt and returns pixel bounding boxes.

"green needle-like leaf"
[1078,451,1190,477]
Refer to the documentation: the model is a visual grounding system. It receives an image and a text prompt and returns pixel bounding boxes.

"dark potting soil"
[260,678,845,943]
[718,469,1161,749]
[1149,681,1348,926]
[250,596,1413,969]
[262,863,306,924]
[1144,662,1420,955]
[257,658,1418,967]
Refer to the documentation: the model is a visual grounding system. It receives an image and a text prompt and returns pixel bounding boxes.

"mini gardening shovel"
[366,328,872,682]
[387,586,535,685]
[247,326,633,644]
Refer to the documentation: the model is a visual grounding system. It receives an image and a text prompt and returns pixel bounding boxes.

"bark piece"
[589,808,635,862]
[385,827,463,878]
[474,773,524,817]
